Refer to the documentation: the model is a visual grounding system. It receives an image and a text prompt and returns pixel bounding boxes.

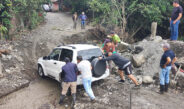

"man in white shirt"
[77,56,95,101]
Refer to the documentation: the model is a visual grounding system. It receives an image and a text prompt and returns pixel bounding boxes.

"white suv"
[37,44,110,85]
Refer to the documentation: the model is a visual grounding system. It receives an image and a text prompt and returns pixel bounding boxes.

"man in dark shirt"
[59,57,78,106]
[170,0,183,40]
[99,52,140,87]
[159,43,177,94]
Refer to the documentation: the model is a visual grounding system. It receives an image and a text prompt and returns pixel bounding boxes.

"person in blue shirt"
[159,43,177,94]
[79,12,87,29]
[59,57,78,106]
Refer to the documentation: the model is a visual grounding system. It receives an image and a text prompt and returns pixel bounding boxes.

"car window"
[77,48,102,60]
[60,49,73,61]
[49,49,61,61]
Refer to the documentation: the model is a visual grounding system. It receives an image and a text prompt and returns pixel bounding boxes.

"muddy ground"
[0,12,184,109]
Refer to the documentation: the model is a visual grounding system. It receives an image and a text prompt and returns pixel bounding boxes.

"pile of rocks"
[0,41,30,97]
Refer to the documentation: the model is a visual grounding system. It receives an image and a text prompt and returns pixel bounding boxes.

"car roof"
[56,44,100,51]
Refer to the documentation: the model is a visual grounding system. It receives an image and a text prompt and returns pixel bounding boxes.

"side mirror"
[43,56,47,60]
[43,56,50,60]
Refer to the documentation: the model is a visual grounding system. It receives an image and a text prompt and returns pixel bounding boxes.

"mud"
[0,78,61,109]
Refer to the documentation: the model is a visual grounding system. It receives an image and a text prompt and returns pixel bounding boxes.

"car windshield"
[77,48,102,60]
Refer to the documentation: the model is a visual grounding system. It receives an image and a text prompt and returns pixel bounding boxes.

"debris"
[0,49,11,57]
[132,54,146,67]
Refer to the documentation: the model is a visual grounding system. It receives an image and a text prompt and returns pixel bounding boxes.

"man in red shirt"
[102,40,116,55]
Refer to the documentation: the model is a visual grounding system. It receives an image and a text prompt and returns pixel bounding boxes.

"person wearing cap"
[77,56,96,102]
[59,57,78,106]
[109,31,121,47]
[170,0,183,40]
[159,43,177,94]
[99,52,140,87]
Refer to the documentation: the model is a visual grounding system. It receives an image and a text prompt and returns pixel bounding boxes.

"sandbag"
[91,58,106,77]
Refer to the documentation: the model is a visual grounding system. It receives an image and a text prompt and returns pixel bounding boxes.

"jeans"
[82,77,95,100]
[160,66,171,85]
[81,20,85,29]
[170,20,180,40]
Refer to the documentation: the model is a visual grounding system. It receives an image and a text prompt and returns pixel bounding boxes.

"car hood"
[38,57,44,62]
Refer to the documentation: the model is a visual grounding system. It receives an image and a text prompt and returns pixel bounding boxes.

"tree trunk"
[150,22,157,38]
[121,0,126,34]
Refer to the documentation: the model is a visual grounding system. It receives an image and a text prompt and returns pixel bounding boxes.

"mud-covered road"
[0,78,61,109]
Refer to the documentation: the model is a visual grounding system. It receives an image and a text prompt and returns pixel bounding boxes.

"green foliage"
[0,25,8,39]
[0,0,50,40]
[65,0,184,39]
[63,0,90,13]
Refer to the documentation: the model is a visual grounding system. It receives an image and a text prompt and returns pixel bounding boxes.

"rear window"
[77,48,102,60]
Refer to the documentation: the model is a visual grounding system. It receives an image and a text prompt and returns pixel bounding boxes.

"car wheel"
[38,65,45,77]
[91,58,107,77]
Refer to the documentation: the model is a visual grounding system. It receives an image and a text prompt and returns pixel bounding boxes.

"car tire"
[91,58,107,77]
[38,65,45,78]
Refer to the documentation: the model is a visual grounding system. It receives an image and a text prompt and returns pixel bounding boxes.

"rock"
[169,41,184,68]
[133,40,163,77]
[175,72,184,89]
[0,49,11,56]
[112,66,118,74]
[83,92,88,97]
[1,54,12,60]
[142,76,154,84]
[117,43,129,51]
[136,76,143,84]
[134,46,144,54]
[132,54,146,67]
[153,36,162,42]
[5,69,11,73]
[170,80,177,88]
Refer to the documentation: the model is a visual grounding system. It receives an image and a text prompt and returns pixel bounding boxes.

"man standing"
[159,43,177,94]
[99,52,140,87]
[72,12,78,30]
[79,12,87,29]
[108,31,121,47]
[59,57,78,106]
[170,0,183,40]
[77,56,96,101]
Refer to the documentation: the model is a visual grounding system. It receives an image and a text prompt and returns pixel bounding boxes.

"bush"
[0,0,50,40]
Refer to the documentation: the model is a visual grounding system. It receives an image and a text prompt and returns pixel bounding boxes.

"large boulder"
[132,54,146,67]
[132,40,163,77]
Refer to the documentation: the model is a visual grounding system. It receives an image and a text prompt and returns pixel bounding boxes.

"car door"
[45,49,64,78]
[59,49,74,80]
